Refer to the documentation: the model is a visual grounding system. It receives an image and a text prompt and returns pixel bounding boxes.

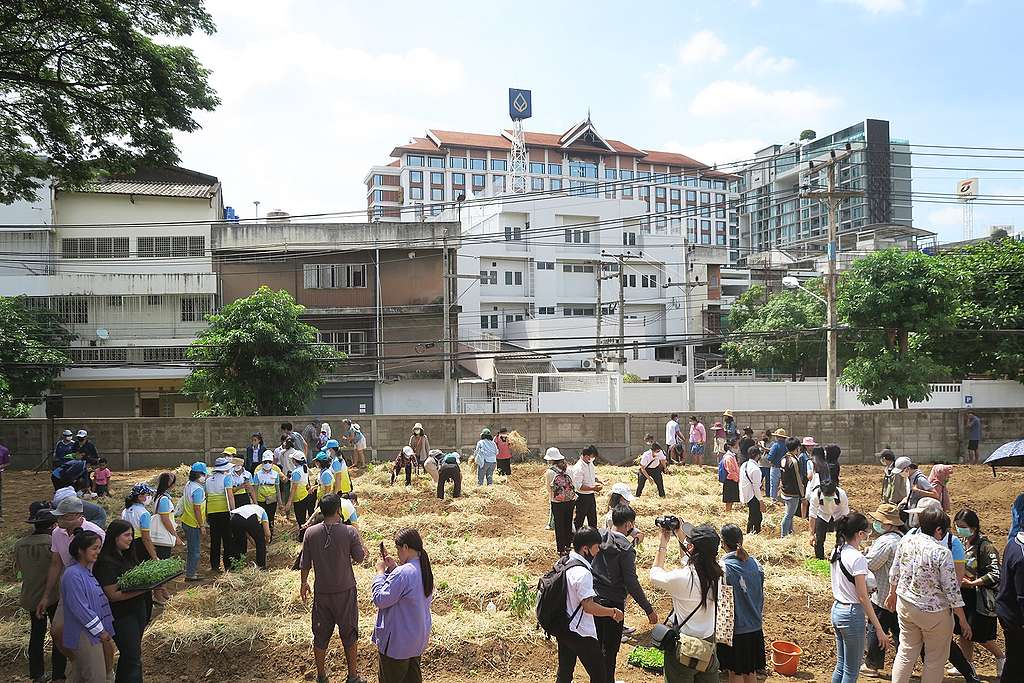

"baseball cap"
[893,456,913,472]
[130,483,155,498]
[315,450,330,462]
[221,446,237,456]
[76,429,88,438]
[480,427,492,437]
[402,445,415,457]
[62,429,73,437]
[55,496,84,515]
[682,523,720,556]
[325,439,340,449]
[261,450,275,462]
[289,452,307,463]
[190,461,209,475]
[610,482,635,501]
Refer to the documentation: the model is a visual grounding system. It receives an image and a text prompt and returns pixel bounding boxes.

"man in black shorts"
[300,494,367,683]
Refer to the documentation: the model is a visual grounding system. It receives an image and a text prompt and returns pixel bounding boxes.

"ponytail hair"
[720,523,749,562]
[155,471,176,502]
[396,528,433,597]
[831,512,869,563]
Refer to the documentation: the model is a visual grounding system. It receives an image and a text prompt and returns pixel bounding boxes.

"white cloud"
[678,30,728,65]
[838,0,911,13]
[644,64,674,100]
[735,47,796,75]
[662,138,770,168]
[689,80,838,123]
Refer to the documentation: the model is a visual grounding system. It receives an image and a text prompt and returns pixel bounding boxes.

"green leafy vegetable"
[117,558,184,590]
[628,646,664,672]
[804,558,831,578]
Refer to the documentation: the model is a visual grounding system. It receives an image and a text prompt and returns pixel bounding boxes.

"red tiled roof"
[429,129,511,150]
[389,137,440,156]
[521,131,563,147]
[386,159,401,167]
[608,139,645,156]
[639,150,709,169]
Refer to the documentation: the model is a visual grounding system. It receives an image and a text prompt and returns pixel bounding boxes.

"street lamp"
[782,276,827,305]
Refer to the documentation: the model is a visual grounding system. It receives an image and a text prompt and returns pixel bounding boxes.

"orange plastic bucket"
[770,640,802,676]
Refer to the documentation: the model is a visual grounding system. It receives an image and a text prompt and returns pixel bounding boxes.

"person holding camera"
[650,519,723,683]
[592,505,658,683]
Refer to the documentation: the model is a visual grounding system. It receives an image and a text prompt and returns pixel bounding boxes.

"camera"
[654,515,680,531]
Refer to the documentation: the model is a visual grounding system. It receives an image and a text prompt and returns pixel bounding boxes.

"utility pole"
[594,261,603,373]
[800,146,863,410]
[441,226,452,413]
[664,241,697,411]
[617,253,625,375]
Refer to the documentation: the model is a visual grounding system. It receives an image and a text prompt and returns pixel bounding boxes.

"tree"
[0,296,75,416]
[837,249,955,408]
[799,129,817,141]
[722,281,826,379]
[927,238,1024,382]
[183,287,343,416]
[0,1,219,204]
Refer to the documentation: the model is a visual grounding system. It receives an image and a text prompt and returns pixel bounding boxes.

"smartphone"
[379,541,386,560]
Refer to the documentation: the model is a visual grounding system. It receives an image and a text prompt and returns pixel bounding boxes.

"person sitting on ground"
[592,507,657,683]
[717,524,766,683]
[15,502,66,683]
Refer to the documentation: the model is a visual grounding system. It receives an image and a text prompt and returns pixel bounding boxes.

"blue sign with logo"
[509,88,532,121]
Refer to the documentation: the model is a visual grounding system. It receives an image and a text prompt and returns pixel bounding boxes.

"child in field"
[93,458,112,496]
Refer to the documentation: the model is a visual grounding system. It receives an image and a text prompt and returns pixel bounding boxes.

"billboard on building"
[508,88,532,120]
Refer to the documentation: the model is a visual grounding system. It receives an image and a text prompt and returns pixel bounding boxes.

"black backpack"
[536,555,589,638]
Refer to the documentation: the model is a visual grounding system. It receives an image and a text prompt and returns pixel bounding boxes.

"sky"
[174,0,1024,243]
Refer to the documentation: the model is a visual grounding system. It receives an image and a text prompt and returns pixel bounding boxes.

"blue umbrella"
[984,439,1024,469]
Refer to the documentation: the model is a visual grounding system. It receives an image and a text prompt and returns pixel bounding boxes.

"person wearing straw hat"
[408,422,430,474]
[544,447,576,555]
[722,410,738,441]
[474,427,498,486]
[711,421,727,461]
[206,455,237,573]
[16,502,66,683]
[863,504,905,676]
[766,428,788,501]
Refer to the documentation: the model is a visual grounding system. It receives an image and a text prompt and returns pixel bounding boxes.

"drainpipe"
[375,248,383,383]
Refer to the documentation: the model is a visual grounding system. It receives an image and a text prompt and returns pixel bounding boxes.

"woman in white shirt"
[651,522,723,683]
[636,443,667,498]
[738,446,764,534]
[829,512,889,683]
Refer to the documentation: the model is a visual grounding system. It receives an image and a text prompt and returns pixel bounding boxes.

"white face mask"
[262,463,272,471]
[234,467,243,475]
[198,475,208,485]
[140,496,151,506]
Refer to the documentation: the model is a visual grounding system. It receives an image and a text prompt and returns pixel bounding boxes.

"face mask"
[198,475,208,485]
[872,521,886,535]
[414,429,422,435]
[955,526,971,537]
[234,467,243,475]
[140,496,151,506]
[262,463,273,471]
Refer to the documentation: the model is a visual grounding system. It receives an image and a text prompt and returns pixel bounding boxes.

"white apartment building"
[0,167,223,416]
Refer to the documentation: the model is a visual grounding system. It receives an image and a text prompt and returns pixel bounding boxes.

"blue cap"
[325,439,340,449]
[131,483,155,497]
[190,462,209,475]
[315,450,330,462]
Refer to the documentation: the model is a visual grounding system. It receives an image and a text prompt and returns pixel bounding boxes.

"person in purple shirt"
[60,529,114,682]
[372,528,433,683]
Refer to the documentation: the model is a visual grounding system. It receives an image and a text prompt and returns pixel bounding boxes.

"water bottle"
[486,601,497,615]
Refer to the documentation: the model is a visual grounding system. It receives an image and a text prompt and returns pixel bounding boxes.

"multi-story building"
[732,118,913,261]
[212,219,460,415]
[0,167,222,417]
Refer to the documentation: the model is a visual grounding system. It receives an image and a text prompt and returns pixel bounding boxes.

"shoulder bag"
[651,587,719,673]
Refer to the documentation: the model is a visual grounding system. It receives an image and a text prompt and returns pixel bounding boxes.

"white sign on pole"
[958,178,979,201]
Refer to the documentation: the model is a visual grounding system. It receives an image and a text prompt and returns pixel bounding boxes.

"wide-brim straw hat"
[723,410,734,418]
[772,428,788,438]
[870,504,903,527]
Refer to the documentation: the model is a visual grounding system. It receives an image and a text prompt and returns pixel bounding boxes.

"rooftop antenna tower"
[508,88,532,194]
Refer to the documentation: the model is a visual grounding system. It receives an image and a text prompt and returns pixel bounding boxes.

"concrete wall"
[4,408,1018,470]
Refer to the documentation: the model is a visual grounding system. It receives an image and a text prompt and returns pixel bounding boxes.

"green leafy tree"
[926,239,1024,382]
[722,281,826,379]
[0,296,75,416]
[183,287,343,416]
[799,129,817,141]
[837,249,955,408]
[0,1,219,203]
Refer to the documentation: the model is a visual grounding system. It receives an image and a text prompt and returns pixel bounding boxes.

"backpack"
[717,458,728,483]
[549,466,575,503]
[535,556,589,637]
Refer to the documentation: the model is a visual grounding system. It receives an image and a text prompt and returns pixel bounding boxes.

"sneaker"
[859,664,880,677]
[945,665,959,677]
[184,575,203,582]
[622,625,636,635]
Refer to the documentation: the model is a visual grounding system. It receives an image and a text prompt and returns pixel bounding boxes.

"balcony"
[0,272,216,297]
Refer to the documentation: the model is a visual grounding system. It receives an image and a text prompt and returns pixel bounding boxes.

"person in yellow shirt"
[180,462,208,582]
[284,452,314,528]
[252,451,283,536]
[324,440,353,495]
[205,456,236,573]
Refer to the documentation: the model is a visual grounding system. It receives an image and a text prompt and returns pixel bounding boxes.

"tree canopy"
[0,296,74,416]
[183,287,342,416]
[0,1,219,203]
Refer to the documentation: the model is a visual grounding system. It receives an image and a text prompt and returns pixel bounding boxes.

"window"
[562,307,595,317]
[504,271,523,285]
[428,157,444,168]
[627,274,637,287]
[656,187,666,198]
[491,159,507,171]
[452,173,465,185]
[142,347,187,363]
[716,234,727,246]
[146,295,163,306]
[569,161,597,178]
[134,236,205,259]
[505,314,524,323]
[548,164,562,175]
[656,202,666,213]
[61,237,129,259]
[531,177,544,191]
[480,314,498,329]
[529,162,545,174]
[639,187,650,199]
[562,264,595,273]
[641,274,658,288]
[318,330,367,356]
[431,188,444,201]
[430,171,444,184]
[492,175,505,192]
[622,185,633,198]
[550,178,562,190]
[409,187,423,200]
[470,158,486,170]
[180,296,213,322]
[536,261,554,270]
[623,231,636,246]
[716,220,726,232]
[638,171,651,180]
[686,190,697,202]
[450,157,467,169]
[504,225,522,241]
[472,174,485,187]
[538,306,555,315]
[700,192,711,203]
[564,228,590,244]
[407,155,424,166]
[716,207,726,218]
[670,189,680,201]
[410,170,422,183]
[479,270,497,285]
[373,174,384,185]
[370,189,383,202]
[303,263,368,289]
[605,169,617,180]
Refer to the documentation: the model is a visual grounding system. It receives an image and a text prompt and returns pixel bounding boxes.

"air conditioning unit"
[581,358,597,370]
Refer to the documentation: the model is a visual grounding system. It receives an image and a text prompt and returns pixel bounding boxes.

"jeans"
[636,467,666,497]
[769,466,782,499]
[781,495,801,536]
[477,460,496,485]
[184,523,201,578]
[831,601,866,683]
[865,601,900,670]
[113,599,148,683]
[29,604,66,681]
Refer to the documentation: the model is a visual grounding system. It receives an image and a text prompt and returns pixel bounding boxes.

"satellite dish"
[95,328,109,340]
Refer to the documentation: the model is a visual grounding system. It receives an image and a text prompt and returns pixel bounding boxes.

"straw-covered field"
[2,459,1020,682]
